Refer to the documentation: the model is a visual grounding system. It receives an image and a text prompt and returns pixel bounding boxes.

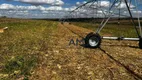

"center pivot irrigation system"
[61,0,142,49]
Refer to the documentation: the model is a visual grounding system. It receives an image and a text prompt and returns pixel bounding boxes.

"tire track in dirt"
[62,22,92,38]
[61,22,142,80]
[100,48,142,80]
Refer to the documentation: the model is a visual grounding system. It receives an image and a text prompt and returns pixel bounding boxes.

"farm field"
[0,18,142,80]
[72,20,142,37]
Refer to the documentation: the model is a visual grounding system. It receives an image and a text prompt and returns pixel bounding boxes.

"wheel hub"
[89,37,99,47]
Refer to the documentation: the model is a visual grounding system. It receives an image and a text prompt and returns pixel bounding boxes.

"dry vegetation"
[0,18,57,80]
[0,18,142,80]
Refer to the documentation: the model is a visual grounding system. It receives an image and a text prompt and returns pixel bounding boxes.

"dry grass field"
[0,18,142,80]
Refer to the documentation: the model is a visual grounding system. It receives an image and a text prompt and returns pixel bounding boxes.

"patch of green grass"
[73,21,142,37]
[2,54,38,79]
[0,18,58,80]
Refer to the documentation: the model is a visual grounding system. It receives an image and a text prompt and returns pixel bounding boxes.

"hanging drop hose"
[135,0,142,38]
[124,0,141,38]
[118,0,123,25]
[118,1,121,25]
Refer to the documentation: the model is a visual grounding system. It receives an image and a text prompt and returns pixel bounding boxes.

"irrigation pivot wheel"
[85,32,101,48]
[139,38,142,49]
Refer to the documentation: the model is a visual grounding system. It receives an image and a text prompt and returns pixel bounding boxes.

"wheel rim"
[89,36,99,47]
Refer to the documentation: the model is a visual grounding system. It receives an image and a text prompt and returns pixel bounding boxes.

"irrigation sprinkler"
[62,0,142,49]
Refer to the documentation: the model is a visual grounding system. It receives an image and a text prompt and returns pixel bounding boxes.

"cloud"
[76,1,110,8]
[46,6,62,10]
[0,0,142,19]
[0,4,15,10]
[0,3,66,11]
[0,3,68,18]
[9,0,64,6]
[98,1,110,8]
[76,2,80,6]
[116,1,135,9]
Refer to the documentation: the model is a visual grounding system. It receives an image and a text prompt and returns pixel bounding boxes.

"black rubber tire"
[85,33,101,48]
[139,38,142,49]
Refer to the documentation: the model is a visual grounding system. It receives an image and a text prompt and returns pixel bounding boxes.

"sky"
[0,0,142,18]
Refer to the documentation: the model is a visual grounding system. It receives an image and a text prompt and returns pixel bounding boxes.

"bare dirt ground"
[31,22,142,80]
